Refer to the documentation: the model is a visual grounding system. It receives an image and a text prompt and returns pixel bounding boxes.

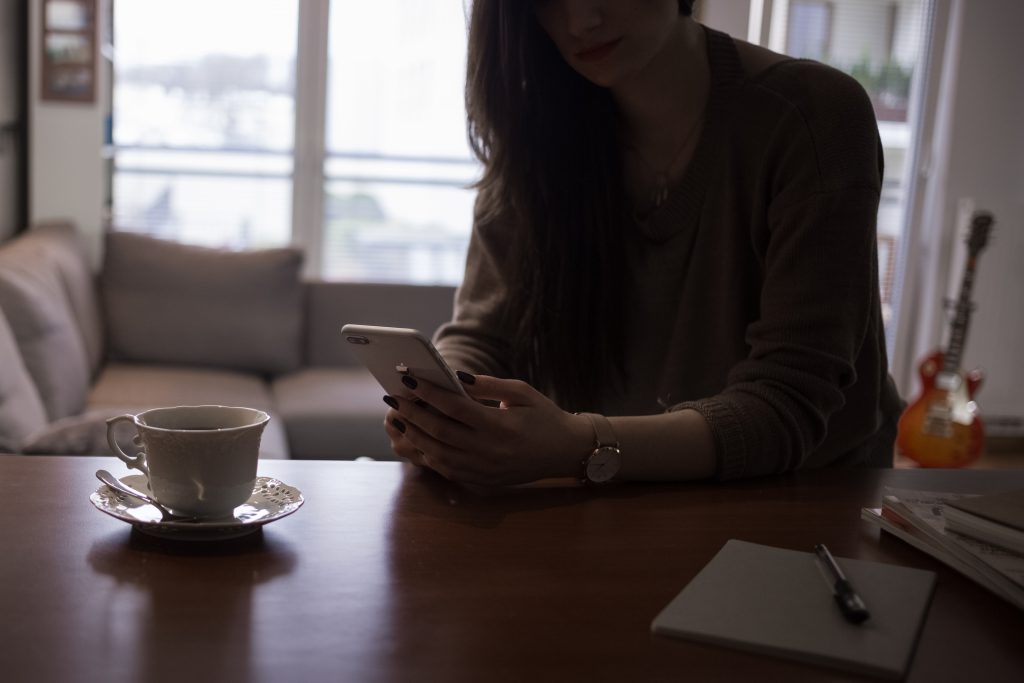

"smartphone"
[341,324,469,399]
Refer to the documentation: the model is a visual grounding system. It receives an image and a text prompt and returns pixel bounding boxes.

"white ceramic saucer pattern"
[90,474,304,540]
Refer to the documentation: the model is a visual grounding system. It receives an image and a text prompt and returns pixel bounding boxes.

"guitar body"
[897,350,985,467]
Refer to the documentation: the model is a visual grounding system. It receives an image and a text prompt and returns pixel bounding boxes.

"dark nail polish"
[391,418,406,433]
[383,395,399,410]
[414,398,431,410]
[456,370,476,384]
[401,375,418,389]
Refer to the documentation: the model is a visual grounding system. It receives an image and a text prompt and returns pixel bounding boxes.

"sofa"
[0,222,457,460]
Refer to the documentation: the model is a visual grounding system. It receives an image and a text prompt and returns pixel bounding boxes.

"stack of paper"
[861,488,1024,611]
[945,489,1024,555]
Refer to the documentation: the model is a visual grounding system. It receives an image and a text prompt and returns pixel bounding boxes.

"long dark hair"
[464,1,695,411]
[465,1,625,412]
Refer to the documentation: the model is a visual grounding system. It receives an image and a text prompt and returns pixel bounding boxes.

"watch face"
[586,446,621,484]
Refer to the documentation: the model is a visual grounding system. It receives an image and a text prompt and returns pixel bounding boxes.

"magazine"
[860,488,1024,611]
[945,489,1024,555]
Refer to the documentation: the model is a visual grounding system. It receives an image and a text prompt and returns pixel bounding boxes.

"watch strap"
[579,412,619,449]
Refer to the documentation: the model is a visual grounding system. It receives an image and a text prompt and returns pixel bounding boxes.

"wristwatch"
[579,412,621,484]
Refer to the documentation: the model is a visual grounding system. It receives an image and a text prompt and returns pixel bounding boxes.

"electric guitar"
[897,211,993,467]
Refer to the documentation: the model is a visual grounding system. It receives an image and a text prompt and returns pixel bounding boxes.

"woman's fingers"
[396,373,541,433]
[383,409,427,466]
[387,391,483,453]
[385,374,579,486]
[457,372,539,407]
[394,416,481,482]
[395,375,488,427]
[389,375,544,459]
[385,393,505,484]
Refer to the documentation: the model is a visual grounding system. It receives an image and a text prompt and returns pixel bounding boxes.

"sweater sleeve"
[673,63,884,480]
[433,195,516,378]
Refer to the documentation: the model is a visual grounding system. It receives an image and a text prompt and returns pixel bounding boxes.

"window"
[111,1,298,250]
[323,1,477,284]
[786,1,832,61]
[109,0,477,284]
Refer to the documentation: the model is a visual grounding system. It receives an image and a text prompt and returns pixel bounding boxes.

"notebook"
[651,540,936,680]
[947,488,1024,533]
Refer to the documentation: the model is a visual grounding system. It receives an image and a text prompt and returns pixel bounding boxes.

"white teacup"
[105,405,270,519]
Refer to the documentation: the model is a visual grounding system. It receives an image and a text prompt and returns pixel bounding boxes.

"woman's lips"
[575,38,622,63]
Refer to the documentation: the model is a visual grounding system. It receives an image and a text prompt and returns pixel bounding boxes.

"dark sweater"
[436,27,903,479]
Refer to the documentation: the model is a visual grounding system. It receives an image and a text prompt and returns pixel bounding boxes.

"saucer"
[90,474,304,541]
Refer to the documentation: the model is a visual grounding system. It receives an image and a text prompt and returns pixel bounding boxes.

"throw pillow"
[0,309,48,453]
[31,222,105,374]
[0,229,92,421]
[102,231,305,374]
[20,407,139,456]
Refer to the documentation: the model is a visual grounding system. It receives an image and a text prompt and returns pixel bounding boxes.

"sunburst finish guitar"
[897,211,993,467]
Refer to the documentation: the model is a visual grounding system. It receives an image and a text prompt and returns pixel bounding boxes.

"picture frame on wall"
[41,0,97,103]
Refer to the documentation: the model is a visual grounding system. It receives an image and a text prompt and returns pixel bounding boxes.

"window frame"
[291,0,331,279]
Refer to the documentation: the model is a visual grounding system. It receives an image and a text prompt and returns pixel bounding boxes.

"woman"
[382,0,903,485]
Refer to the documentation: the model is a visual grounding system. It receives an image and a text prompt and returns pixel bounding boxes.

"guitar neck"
[943,256,978,373]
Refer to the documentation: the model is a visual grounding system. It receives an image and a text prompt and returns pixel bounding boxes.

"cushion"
[87,363,276,413]
[0,229,92,420]
[85,363,289,459]
[20,406,139,456]
[0,308,48,452]
[272,367,397,460]
[101,231,305,374]
[30,222,105,374]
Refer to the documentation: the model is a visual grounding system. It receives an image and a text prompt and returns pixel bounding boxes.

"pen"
[814,543,871,624]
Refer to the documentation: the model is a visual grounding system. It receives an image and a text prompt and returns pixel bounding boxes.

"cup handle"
[105,414,149,478]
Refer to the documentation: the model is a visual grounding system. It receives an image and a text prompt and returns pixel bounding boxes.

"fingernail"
[456,370,476,384]
[401,375,418,389]
[383,395,399,410]
[414,398,431,410]
[391,418,406,433]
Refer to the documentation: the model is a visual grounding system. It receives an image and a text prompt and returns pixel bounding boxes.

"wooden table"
[1,457,1022,682]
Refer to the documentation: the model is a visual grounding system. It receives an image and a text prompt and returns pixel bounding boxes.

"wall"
[0,0,19,241]
[29,0,108,266]
[898,0,1024,425]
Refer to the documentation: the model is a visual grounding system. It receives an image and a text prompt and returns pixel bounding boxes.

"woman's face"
[532,0,681,88]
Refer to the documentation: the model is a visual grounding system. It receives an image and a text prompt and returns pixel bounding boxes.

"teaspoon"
[95,469,187,520]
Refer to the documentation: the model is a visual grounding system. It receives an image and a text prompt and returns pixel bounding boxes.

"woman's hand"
[382,372,593,486]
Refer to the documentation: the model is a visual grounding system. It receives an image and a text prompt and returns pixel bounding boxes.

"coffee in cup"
[105,405,269,519]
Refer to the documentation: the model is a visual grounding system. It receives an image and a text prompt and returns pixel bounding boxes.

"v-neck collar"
[632,26,744,242]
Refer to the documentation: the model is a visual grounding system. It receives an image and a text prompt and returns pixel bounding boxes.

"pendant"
[651,172,670,208]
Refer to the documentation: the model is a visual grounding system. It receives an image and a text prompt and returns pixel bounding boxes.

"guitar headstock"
[967,211,993,257]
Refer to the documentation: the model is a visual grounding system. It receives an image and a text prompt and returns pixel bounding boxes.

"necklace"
[626,113,704,213]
